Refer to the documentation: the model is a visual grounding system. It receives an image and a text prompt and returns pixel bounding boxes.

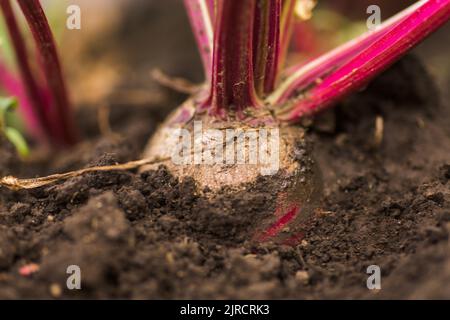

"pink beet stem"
[253,0,281,95]
[277,0,450,121]
[206,0,216,22]
[183,0,214,80]
[270,0,432,105]
[0,0,50,139]
[17,0,78,145]
[208,0,261,117]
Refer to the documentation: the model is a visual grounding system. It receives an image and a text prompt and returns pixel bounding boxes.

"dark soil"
[0,55,449,299]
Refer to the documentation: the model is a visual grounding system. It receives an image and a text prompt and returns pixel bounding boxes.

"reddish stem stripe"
[209,0,260,117]
[279,0,450,121]
[253,0,281,95]
[257,205,300,242]
[263,0,281,94]
[17,0,77,145]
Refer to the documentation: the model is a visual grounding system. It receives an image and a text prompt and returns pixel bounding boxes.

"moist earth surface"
[0,56,449,299]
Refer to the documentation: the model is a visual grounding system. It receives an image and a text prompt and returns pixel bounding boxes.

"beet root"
[141,103,322,244]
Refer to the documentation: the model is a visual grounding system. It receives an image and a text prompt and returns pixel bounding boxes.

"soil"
[0,54,449,299]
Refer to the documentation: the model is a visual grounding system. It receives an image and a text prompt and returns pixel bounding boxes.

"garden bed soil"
[0,55,449,299]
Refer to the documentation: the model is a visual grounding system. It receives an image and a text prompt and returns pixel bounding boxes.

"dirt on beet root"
[0,54,449,299]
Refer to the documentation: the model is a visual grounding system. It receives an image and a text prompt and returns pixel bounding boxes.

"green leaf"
[0,96,18,129]
[0,97,28,157]
[5,127,29,157]
[0,96,18,114]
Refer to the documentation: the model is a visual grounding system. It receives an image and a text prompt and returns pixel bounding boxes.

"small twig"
[295,247,308,269]
[373,115,384,148]
[97,105,120,139]
[151,69,200,95]
[0,157,170,191]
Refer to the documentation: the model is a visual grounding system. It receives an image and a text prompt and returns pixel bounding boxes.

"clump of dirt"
[0,55,449,299]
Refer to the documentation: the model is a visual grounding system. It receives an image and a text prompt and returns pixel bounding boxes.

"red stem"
[278,0,296,81]
[209,0,260,117]
[206,0,216,23]
[17,0,77,145]
[183,0,214,80]
[270,0,423,105]
[278,0,450,121]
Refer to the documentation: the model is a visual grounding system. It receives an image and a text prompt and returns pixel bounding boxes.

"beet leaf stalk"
[183,0,214,80]
[184,0,449,122]
[275,0,450,121]
[0,0,77,146]
[253,0,281,95]
[0,0,50,140]
[207,0,262,118]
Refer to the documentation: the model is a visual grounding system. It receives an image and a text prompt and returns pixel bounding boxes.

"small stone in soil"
[295,271,310,285]
[50,283,62,298]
